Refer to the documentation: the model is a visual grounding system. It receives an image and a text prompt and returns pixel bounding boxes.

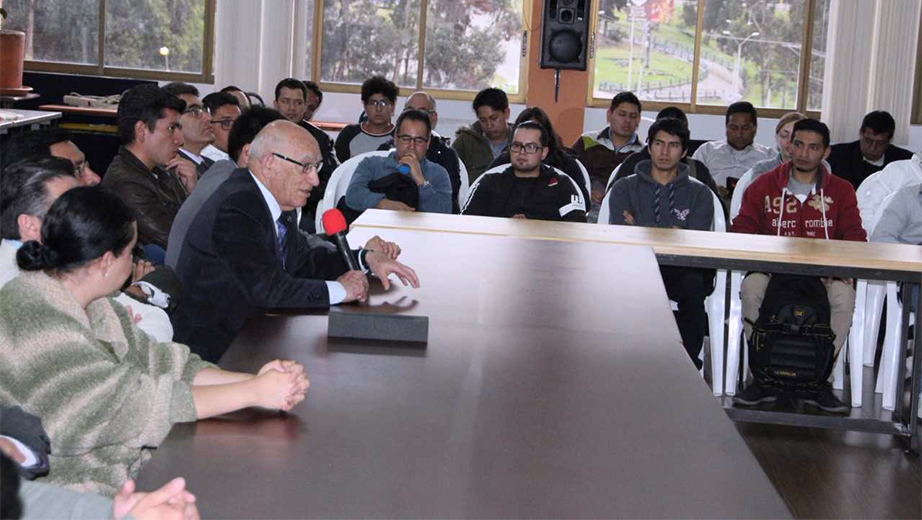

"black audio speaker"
[540,0,592,70]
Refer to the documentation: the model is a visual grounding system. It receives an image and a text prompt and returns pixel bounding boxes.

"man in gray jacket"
[870,182,921,313]
[345,109,452,216]
[608,118,714,369]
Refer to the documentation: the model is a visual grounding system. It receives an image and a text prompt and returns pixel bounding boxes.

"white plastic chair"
[314,150,391,233]
[462,163,586,214]
[867,190,918,409]
[457,159,470,210]
[573,158,592,195]
[599,175,728,396]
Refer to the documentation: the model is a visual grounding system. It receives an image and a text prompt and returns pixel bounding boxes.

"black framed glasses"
[509,142,543,154]
[396,134,429,146]
[271,152,323,175]
[183,106,210,118]
[365,99,393,108]
[210,118,235,130]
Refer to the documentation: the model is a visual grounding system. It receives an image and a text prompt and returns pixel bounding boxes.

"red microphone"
[322,209,360,271]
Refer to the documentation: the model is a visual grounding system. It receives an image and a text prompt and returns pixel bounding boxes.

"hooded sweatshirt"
[608,160,714,230]
[452,121,514,184]
[731,161,866,241]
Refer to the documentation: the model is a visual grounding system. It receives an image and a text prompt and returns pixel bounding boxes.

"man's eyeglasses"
[509,142,543,154]
[210,118,235,130]
[366,99,393,108]
[184,106,210,118]
[396,134,428,146]
[272,152,323,175]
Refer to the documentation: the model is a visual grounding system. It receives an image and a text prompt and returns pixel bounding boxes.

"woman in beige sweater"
[0,187,310,497]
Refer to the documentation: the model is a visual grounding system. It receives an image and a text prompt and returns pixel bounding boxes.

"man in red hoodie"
[731,119,867,413]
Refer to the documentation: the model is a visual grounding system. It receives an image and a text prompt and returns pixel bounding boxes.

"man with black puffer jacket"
[461,121,586,223]
[607,117,714,371]
[731,118,866,414]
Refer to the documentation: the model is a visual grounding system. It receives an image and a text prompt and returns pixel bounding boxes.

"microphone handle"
[332,232,360,271]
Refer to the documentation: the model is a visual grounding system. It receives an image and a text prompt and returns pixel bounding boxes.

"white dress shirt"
[692,139,775,188]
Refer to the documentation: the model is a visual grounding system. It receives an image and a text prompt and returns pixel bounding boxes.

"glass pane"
[807,0,830,111]
[3,0,100,65]
[321,0,421,87]
[104,0,205,73]
[696,0,805,109]
[422,0,523,94]
[593,0,696,103]
[304,0,315,80]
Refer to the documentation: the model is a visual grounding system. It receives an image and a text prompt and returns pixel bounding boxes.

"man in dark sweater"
[461,121,586,222]
[827,110,913,190]
[608,118,714,369]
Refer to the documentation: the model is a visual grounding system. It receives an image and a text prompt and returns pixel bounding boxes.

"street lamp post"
[722,30,759,96]
[159,46,170,70]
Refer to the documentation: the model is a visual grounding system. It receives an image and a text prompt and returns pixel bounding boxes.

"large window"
[591,0,828,116]
[5,0,215,82]
[315,0,527,98]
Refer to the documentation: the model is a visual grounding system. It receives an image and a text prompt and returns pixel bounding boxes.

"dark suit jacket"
[170,168,350,362]
[827,140,914,190]
[179,148,215,179]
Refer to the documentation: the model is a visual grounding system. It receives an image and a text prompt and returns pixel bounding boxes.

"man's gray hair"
[407,91,436,112]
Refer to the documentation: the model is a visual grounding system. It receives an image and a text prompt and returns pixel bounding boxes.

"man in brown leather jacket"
[101,84,198,250]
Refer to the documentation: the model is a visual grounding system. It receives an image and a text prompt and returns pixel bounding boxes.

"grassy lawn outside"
[594,44,693,92]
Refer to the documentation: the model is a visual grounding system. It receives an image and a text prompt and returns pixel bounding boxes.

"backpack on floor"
[746,274,836,392]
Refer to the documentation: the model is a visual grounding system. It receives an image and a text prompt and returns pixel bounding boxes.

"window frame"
[586,0,823,118]
[913,5,922,125]
[311,0,532,103]
[21,0,216,84]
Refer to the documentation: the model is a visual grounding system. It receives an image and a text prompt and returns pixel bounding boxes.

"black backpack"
[746,274,836,392]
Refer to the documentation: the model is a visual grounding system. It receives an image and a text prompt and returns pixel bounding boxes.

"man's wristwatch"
[358,248,369,269]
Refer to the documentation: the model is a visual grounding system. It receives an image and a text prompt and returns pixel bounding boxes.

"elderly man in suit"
[170,120,419,362]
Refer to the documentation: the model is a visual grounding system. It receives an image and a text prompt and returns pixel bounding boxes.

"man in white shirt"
[162,82,216,178]
[692,101,774,199]
[200,91,242,163]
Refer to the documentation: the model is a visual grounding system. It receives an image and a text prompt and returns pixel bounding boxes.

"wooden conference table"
[138,229,790,518]
[351,210,922,451]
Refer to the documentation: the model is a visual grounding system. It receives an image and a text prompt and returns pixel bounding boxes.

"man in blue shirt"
[345,109,453,215]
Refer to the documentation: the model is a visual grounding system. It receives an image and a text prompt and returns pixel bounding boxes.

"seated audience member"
[0,186,310,495]
[692,101,774,199]
[462,121,586,222]
[1,158,173,342]
[857,152,922,228]
[453,87,514,184]
[334,76,398,163]
[827,110,914,190]
[166,107,286,268]
[572,91,645,206]
[1,405,50,480]
[200,91,242,163]
[274,78,339,231]
[171,120,419,362]
[344,109,453,216]
[161,82,216,178]
[870,182,921,313]
[220,85,252,111]
[607,118,714,369]
[742,112,807,182]
[611,106,718,195]
[101,84,195,250]
[378,92,463,213]
[1,408,199,520]
[489,107,590,206]
[731,119,866,412]
[0,129,101,186]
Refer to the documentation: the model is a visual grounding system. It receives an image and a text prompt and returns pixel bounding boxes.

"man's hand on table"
[337,270,370,303]
[364,236,401,259]
[366,251,420,291]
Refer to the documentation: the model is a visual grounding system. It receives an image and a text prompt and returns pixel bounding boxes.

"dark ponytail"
[16,187,136,274]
